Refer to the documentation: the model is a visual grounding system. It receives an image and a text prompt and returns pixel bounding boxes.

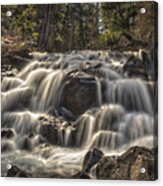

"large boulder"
[95,146,157,180]
[60,72,97,117]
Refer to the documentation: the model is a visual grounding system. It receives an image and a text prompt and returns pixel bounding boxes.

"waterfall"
[35,70,65,111]
[89,131,124,150]
[75,113,95,147]
[1,50,156,176]
[105,79,152,113]
[74,103,154,150]
[96,77,102,106]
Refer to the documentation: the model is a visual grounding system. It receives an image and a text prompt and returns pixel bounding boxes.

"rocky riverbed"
[4,146,157,180]
[1,47,158,180]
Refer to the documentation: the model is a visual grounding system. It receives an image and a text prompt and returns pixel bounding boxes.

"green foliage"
[100,2,136,44]
[2,5,40,40]
[1,2,156,51]
[102,30,122,45]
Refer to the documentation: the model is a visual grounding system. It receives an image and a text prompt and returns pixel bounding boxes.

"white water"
[1,50,156,177]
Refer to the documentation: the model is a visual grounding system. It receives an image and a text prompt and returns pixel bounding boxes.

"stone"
[60,71,97,117]
[38,114,75,146]
[1,129,15,139]
[96,146,157,181]
[39,123,58,145]
[1,141,15,153]
[17,136,33,151]
[82,148,104,173]
[7,165,32,177]
[123,55,148,80]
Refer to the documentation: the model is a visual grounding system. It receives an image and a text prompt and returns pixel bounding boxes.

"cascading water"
[1,50,156,177]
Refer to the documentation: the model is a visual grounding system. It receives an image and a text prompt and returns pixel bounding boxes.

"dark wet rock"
[60,72,97,117]
[96,146,157,180]
[82,61,103,70]
[98,79,110,103]
[28,132,35,138]
[123,55,148,80]
[1,43,31,79]
[38,114,76,146]
[2,71,16,78]
[1,129,15,139]
[73,172,91,179]
[82,148,104,173]
[38,114,69,126]
[39,115,63,145]
[1,140,15,153]
[6,165,32,177]
[140,49,155,80]
[39,122,58,145]
[152,146,158,177]
[58,107,76,121]
[2,55,29,73]
[5,163,67,178]
[17,136,33,151]
[123,49,156,81]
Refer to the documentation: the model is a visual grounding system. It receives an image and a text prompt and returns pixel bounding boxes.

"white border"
[0,0,162,186]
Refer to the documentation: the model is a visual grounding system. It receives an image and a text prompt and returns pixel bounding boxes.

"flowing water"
[1,50,156,177]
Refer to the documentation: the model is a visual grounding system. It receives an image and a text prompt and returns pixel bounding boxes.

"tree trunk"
[39,5,52,50]
[78,4,85,49]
